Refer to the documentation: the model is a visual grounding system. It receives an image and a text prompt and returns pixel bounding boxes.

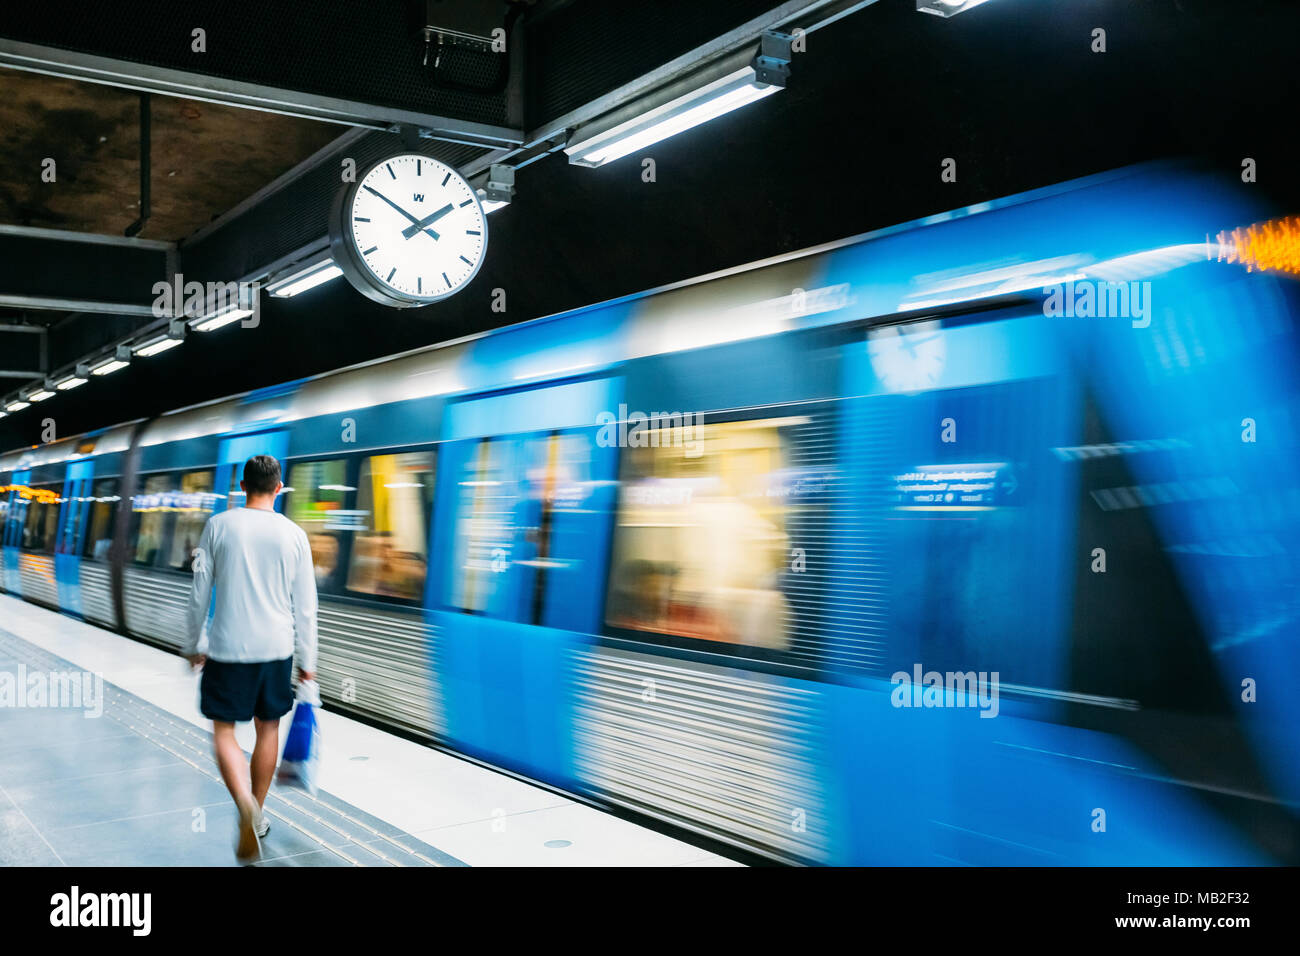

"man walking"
[184,454,318,863]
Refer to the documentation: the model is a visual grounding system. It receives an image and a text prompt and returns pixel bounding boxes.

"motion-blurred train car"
[4,162,1298,865]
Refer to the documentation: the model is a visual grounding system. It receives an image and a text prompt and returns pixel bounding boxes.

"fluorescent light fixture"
[266,258,343,298]
[478,194,509,214]
[4,399,29,413]
[193,303,253,332]
[136,336,183,356]
[917,0,993,17]
[566,65,782,168]
[92,346,133,376]
[135,320,187,357]
[192,286,256,331]
[55,373,88,391]
[24,385,54,402]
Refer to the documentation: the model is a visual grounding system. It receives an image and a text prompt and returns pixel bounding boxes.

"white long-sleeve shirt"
[184,506,318,672]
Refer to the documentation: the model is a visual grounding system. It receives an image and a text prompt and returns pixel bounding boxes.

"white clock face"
[867,319,946,392]
[347,154,487,304]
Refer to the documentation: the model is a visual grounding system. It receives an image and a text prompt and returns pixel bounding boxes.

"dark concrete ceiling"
[0,70,340,241]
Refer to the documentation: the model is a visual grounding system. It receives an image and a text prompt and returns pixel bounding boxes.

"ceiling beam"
[0,296,156,317]
[0,39,526,150]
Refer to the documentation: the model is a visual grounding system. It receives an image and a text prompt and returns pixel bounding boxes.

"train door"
[54,458,95,618]
[215,430,290,514]
[428,377,621,784]
[1,469,31,598]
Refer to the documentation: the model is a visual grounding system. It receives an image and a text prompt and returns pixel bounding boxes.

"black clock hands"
[401,203,456,240]
[362,186,441,240]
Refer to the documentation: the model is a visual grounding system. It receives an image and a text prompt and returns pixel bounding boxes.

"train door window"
[447,438,517,614]
[517,431,600,628]
[82,479,120,562]
[284,459,352,592]
[7,487,33,547]
[166,470,215,571]
[131,474,174,566]
[346,452,436,602]
[605,415,828,657]
[19,488,40,549]
[60,482,86,555]
[21,485,61,553]
[442,430,609,627]
[224,466,246,507]
[4,489,25,547]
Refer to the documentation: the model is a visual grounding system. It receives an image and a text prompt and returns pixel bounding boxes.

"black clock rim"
[327,152,489,309]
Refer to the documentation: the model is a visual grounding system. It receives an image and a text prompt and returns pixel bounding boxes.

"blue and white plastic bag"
[277,679,321,796]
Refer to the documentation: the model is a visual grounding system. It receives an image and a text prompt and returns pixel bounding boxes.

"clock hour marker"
[362,246,378,255]
[417,159,421,175]
[441,172,451,186]
[459,255,472,265]
[466,229,481,235]
[418,277,422,294]
[386,164,395,179]
[387,267,396,282]
[354,216,370,222]
[458,199,473,207]
[442,272,450,286]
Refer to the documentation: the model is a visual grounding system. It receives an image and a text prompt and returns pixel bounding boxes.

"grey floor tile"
[0,805,64,865]
[0,729,180,787]
[8,760,231,833]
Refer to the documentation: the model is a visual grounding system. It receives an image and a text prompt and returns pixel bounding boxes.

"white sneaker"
[255,812,270,839]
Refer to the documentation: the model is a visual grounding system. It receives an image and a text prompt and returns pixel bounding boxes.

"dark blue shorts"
[200,657,294,723]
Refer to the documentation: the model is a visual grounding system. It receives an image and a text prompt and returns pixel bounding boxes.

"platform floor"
[0,595,739,867]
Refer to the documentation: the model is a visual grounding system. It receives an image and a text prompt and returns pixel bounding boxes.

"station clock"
[329,153,488,308]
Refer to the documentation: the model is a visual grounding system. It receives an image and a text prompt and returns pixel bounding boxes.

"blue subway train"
[3,162,1299,865]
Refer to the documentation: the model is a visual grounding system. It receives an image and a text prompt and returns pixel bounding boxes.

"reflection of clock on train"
[866,319,946,392]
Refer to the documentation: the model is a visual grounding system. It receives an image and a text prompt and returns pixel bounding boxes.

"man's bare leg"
[251,717,279,810]
[212,721,260,861]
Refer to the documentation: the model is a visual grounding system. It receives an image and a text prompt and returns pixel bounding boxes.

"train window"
[346,452,436,601]
[166,470,216,570]
[131,474,174,566]
[21,484,61,554]
[82,479,120,562]
[605,416,824,654]
[284,459,351,591]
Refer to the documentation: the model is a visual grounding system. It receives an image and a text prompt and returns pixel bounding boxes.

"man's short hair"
[243,455,282,496]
